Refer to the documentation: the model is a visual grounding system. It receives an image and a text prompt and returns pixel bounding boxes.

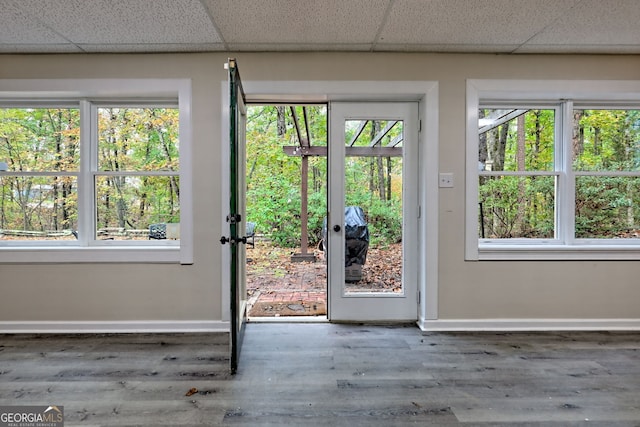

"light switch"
[439,173,454,188]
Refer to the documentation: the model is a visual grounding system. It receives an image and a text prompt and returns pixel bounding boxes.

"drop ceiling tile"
[79,43,227,53]
[515,44,640,54]
[13,0,223,45]
[378,0,578,46]
[227,43,373,52]
[524,0,640,46]
[0,44,83,53]
[374,43,520,53]
[204,0,389,44]
[0,1,72,44]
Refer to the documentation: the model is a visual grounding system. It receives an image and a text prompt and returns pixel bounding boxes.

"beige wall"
[1,52,640,325]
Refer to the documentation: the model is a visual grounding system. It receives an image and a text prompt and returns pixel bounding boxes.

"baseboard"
[418,318,640,332]
[0,320,230,334]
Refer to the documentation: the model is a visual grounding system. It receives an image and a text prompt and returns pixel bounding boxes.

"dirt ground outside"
[246,241,402,317]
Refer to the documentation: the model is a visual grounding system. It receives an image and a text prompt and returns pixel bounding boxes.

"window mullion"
[558,100,575,245]
[78,100,94,245]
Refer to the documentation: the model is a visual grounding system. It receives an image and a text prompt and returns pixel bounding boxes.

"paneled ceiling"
[2,0,640,54]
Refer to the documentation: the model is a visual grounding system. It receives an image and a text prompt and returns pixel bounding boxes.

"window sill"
[0,246,182,264]
[478,244,640,260]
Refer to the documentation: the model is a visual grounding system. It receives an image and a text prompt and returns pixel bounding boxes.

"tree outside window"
[0,106,180,243]
[477,105,640,242]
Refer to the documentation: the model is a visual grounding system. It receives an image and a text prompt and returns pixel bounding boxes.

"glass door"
[328,102,419,322]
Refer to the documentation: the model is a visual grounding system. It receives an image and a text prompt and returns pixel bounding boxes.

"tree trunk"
[377,156,386,201]
[277,106,286,138]
[369,159,375,193]
[478,109,488,168]
[573,110,584,162]
[494,124,508,171]
[386,157,392,201]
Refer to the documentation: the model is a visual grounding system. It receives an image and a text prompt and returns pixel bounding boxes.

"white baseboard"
[0,320,230,334]
[418,318,640,332]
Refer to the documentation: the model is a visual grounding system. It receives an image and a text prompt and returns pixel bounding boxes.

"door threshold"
[248,316,328,323]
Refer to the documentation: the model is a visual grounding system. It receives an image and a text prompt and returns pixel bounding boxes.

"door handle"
[220,236,248,245]
[333,225,341,232]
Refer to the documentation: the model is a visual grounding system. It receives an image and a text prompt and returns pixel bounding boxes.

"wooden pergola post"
[290,107,317,262]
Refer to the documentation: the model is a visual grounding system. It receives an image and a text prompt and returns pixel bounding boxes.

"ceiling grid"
[1,0,639,54]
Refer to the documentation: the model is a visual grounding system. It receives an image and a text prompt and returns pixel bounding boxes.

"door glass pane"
[343,119,403,294]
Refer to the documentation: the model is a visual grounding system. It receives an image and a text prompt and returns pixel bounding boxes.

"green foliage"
[0,108,80,233]
[246,105,403,248]
[575,176,640,238]
[575,110,640,171]
[479,176,554,238]
[364,198,402,247]
[96,107,180,231]
[501,109,555,171]
[0,107,179,238]
[480,108,640,239]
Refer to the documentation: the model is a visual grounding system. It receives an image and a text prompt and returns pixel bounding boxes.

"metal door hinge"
[226,214,242,224]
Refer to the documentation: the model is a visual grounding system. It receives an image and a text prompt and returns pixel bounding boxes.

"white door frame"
[221,80,439,328]
[328,102,419,322]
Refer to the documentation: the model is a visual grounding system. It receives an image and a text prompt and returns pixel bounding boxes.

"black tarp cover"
[344,206,369,267]
[322,206,370,266]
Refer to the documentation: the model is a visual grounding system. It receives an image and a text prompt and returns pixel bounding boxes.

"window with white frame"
[94,105,180,242]
[467,80,640,260]
[0,79,191,263]
[478,106,557,240]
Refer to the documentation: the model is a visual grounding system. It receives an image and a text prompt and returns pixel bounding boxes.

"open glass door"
[224,59,248,373]
[328,102,419,322]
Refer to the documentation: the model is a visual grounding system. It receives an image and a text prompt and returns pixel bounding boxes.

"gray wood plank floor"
[1,324,640,426]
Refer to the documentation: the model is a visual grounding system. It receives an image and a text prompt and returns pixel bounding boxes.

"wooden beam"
[386,134,403,147]
[303,107,311,148]
[290,106,309,147]
[347,120,368,147]
[369,121,398,147]
[478,109,529,134]
[300,155,310,255]
[283,146,402,157]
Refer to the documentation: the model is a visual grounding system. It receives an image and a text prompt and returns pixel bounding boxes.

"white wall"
[1,52,640,330]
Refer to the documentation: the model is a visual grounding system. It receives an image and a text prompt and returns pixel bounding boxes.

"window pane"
[573,109,640,172]
[0,176,77,240]
[344,119,403,294]
[576,176,640,239]
[0,108,80,172]
[478,109,555,172]
[98,108,179,172]
[95,175,179,240]
[479,176,555,238]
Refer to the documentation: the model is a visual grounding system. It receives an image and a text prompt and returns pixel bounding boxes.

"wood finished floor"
[1,324,640,426]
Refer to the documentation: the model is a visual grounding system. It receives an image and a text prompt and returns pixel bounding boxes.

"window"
[95,106,180,242]
[573,108,640,240]
[0,79,191,263]
[0,107,80,241]
[478,107,557,240]
[467,80,640,260]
